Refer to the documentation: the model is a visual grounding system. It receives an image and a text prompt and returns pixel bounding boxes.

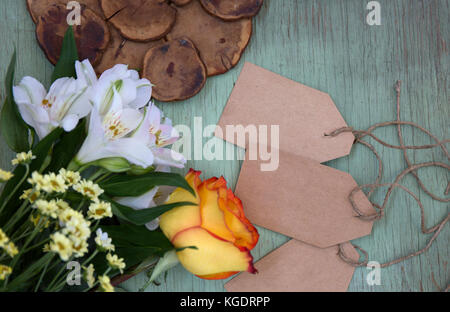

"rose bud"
[160,169,259,280]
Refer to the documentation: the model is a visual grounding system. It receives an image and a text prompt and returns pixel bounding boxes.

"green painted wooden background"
[0,0,448,292]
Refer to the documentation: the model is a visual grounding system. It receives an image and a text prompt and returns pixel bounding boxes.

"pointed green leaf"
[51,26,79,82]
[0,51,30,152]
[104,196,195,226]
[100,172,195,197]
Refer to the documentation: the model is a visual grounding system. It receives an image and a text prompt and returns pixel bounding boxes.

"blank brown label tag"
[235,150,374,248]
[225,240,359,292]
[215,62,355,163]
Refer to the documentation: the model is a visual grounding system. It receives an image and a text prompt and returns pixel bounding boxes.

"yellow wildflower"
[0,169,13,182]
[58,169,81,186]
[34,200,59,219]
[64,217,91,242]
[30,213,50,230]
[43,243,51,253]
[20,188,41,203]
[98,275,114,292]
[49,232,73,261]
[83,264,95,288]
[11,151,35,166]
[73,180,104,201]
[88,201,113,220]
[0,228,8,247]
[27,172,48,191]
[0,265,12,280]
[72,240,89,258]
[4,241,19,258]
[95,229,115,252]
[42,173,68,193]
[106,253,126,274]
[59,208,84,225]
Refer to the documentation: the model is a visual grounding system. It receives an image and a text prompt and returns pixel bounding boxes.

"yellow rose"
[160,170,259,280]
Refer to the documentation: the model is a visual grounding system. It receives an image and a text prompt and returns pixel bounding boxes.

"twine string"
[325,81,449,287]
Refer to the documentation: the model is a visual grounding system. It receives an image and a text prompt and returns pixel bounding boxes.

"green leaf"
[100,172,195,197]
[0,51,30,152]
[45,119,86,172]
[93,224,173,271]
[51,26,79,83]
[105,196,195,225]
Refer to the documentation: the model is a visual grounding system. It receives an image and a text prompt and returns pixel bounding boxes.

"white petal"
[145,218,160,231]
[128,79,152,109]
[61,114,80,132]
[106,137,154,168]
[152,148,186,169]
[117,78,137,108]
[16,102,49,126]
[75,109,108,164]
[15,77,47,106]
[66,91,92,118]
[116,187,159,210]
[75,59,97,87]
[118,108,143,134]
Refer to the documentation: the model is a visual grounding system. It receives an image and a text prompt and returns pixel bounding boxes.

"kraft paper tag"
[235,150,374,248]
[225,240,360,292]
[215,62,354,163]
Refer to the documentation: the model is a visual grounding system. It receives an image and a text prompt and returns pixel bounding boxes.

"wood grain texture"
[0,0,448,292]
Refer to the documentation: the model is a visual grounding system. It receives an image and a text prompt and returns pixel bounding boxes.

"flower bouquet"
[0,28,258,292]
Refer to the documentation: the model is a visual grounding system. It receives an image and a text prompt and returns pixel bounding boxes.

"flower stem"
[0,164,29,215]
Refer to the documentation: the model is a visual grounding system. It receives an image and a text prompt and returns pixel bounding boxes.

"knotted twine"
[326,81,449,291]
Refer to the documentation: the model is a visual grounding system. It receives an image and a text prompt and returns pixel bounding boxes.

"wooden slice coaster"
[100,0,176,42]
[142,37,207,102]
[26,0,104,23]
[199,0,263,21]
[172,0,193,6]
[167,0,252,76]
[95,24,163,74]
[36,4,110,66]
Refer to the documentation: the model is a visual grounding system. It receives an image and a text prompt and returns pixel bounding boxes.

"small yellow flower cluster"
[95,229,115,252]
[11,151,36,166]
[73,179,104,202]
[0,228,19,258]
[0,264,12,280]
[20,189,41,203]
[106,253,126,274]
[88,201,113,220]
[83,264,96,288]
[98,275,114,292]
[0,169,13,182]
[48,205,92,260]
[27,169,81,195]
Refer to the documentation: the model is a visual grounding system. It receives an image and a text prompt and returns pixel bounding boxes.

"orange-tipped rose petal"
[199,177,236,243]
[159,169,259,280]
[173,227,255,277]
[160,170,202,240]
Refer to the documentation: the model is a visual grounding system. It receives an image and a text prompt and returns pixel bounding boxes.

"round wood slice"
[27,0,104,24]
[36,4,110,66]
[100,0,177,42]
[167,0,252,76]
[142,37,207,102]
[199,0,263,21]
[172,0,193,6]
[95,24,163,74]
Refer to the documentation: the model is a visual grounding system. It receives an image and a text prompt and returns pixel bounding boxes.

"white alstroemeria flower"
[75,104,154,168]
[116,166,175,231]
[133,103,186,168]
[89,63,152,116]
[75,59,98,88]
[13,75,91,139]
